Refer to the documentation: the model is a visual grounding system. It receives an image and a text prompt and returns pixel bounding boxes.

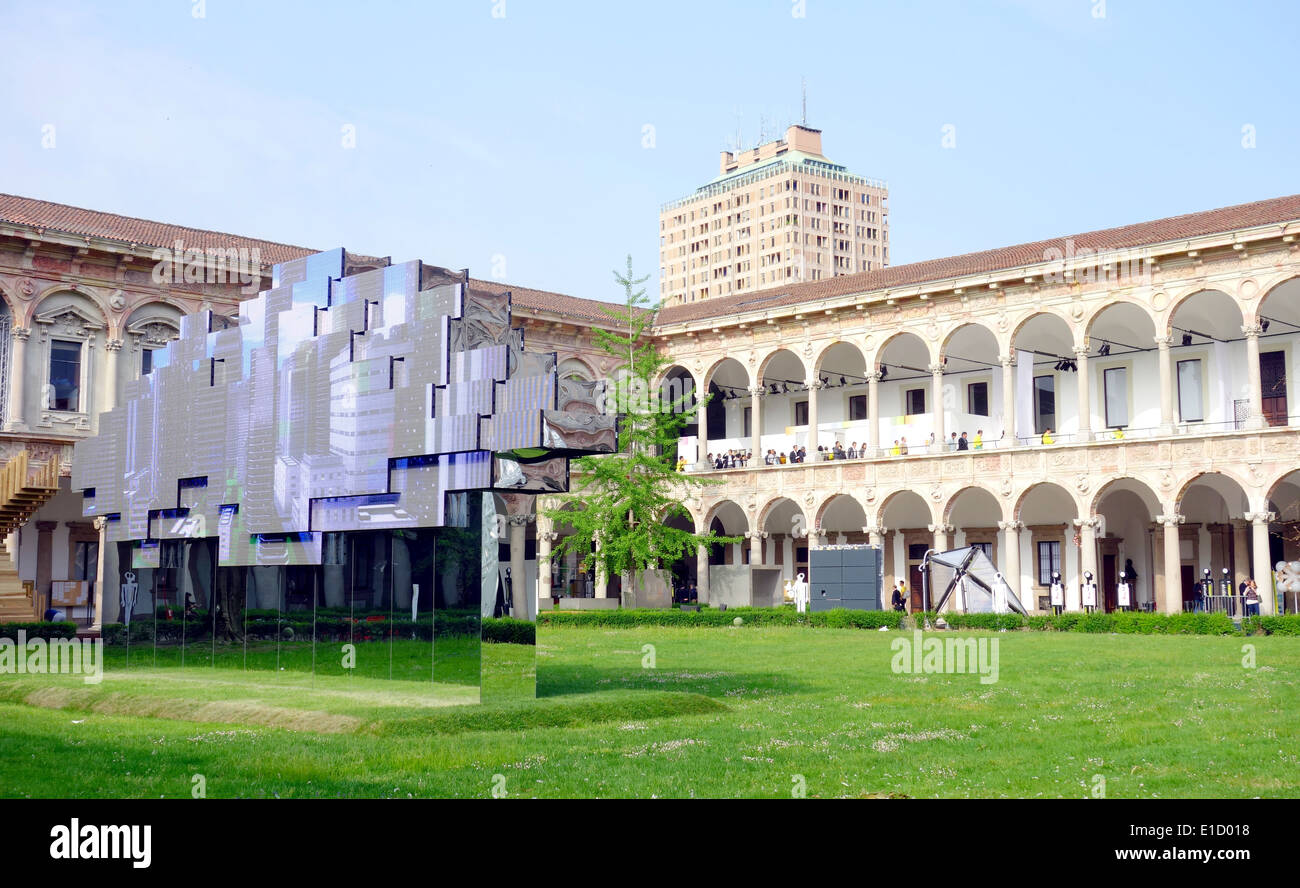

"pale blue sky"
[3,0,1296,303]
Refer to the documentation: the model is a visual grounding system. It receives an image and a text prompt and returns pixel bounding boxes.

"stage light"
[1098,341,1110,357]
[1181,332,1193,347]
[839,376,847,386]
[1262,319,1270,332]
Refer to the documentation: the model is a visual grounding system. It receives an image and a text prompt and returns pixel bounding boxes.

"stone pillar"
[1243,324,1266,429]
[998,520,1022,599]
[866,371,881,455]
[929,523,952,554]
[1075,516,1099,608]
[508,515,528,618]
[748,531,763,566]
[1074,346,1091,442]
[696,544,710,603]
[593,533,607,598]
[866,524,883,548]
[6,328,29,431]
[695,388,710,469]
[930,363,945,446]
[35,520,57,605]
[999,354,1016,445]
[1155,334,1173,433]
[1157,513,1184,614]
[1246,511,1276,615]
[537,527,555,603]
[1231,519,1250,590]
[102,338,123,417]
[805,379,822,455]
[749,387,763,460]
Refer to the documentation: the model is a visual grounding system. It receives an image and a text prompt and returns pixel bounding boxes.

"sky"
[2,0,1297,304]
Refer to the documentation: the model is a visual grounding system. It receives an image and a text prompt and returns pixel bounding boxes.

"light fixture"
[879,365,889,380]
[1098,341,1110,357]
[781,382,790,394]
[1262,319,1271,333]
[1181,332,1193,347]
[769,383,779,395]
[839,376,847,386]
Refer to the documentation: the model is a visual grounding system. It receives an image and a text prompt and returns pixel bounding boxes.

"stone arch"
[32,287,109,329]
[1083,298,1159,344]
[1009,308,1076,352]
[875,487,935,529]
[756,347,807,386]
[703,498,750,535]
[940,320,1002,359]
[812,339,868,378]
[703,354,751,390]
[815,492,867,533]
[942,483,1005,526]
[557,355,598,381]
[1013,480,1081,524]
[1089,475,1162,517]
[1164,287,1244,338]
[866,329,933,372]
[1250,274,1300,326]
[758,494,805,534]
[1174,470,1253,515]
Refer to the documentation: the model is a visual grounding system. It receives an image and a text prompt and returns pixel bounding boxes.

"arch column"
[6,328,29,431]
[747,531,763,566]
[866,371,881,455]
[101,338,123,416]
[805,380,822,455]
[1074,516,1099,607]
[1245,511,1276,615]
[928,522,952,553]
[865,524,884,548]
[999,354,1015,444]
[1155,335,1174,433]
[1156,513,1184,614]
[507,515,530,617]
[536,522,555,603]
[749,387,764,460]
[592,532,607,598]
[998,520,1022,602]
[696,544,710,602]
[1243,324,1267,429]
[930,363,945,445]
[1073,346,1091,442]
[694,389,710,469]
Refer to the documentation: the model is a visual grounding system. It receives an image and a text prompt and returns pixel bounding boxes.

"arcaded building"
[0,192,1297,624]
[659,125,890,307]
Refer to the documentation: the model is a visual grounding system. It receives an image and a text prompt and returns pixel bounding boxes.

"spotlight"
[839,376,847,386]
[820,376,830,387]
[879,365,889,380]
[769,383,779,395]
[1262,319,1271,333]
[781,382,789,394]
[1098,341,1110,357]
[1181,332,1193,347]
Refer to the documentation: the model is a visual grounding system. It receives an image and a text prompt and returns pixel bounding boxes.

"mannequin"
[792,571,809,614]
[1116,570,1131,612]
[1049,571,1064,615]
[1081,570,1097,613]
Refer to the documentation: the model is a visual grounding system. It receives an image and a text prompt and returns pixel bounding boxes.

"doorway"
[1261,351,1287,426]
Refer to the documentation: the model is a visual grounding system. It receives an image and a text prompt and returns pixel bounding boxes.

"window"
[1103,367,1128,428]
[848,394,867,421]
[1033,375,1055,435]
[1177,359,1203,422]
[73,540,99,582]
[141,348,154,376]
[970,541,993,559]
[905,388,926,415]
[794,400,809,426]
[49,340,82,411]
[967,381,989,417]
[1037,540,1061,586]
[742,407,751,438]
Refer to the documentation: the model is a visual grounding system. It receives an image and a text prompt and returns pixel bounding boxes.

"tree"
[543,257,739,607]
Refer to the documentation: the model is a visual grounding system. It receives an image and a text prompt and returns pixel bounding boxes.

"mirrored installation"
[72,248,616,703]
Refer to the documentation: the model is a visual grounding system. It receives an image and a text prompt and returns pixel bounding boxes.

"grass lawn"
[0,626,1296,798]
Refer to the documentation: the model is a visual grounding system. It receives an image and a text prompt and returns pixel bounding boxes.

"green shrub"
[1242,614,1300,636]
[0,621,77,640]
[483,617,535,645]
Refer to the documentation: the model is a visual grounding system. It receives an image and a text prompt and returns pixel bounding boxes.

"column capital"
[998,354,1014,367]
[929,362,946,375]
[997,520,1023,532]
[927,523,954,534]
[748,386,766,398]
[1244,510,1275,525]
[1155,513,1184,528]
[1153,334,1172,348]
[35,520,58,532]
[105,338,125,352]
[12,327,30,342]
[865,523,887,535]
[805,380,824,391]
[865,372,881,384]
[539,531,558,543]
[507,514,533,526]
[1241,323,1263,338]
[1072,516,1101,529]
[1072,345,1090,359]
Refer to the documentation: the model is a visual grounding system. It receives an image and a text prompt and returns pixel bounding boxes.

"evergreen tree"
[543,257,738,607]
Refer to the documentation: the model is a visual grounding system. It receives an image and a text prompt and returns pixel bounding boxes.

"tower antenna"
[801,77,807,125]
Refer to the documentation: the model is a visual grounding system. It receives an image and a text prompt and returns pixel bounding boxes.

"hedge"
[1242,614,1300,636]
[538,606,906,630]
[0,621,77,640]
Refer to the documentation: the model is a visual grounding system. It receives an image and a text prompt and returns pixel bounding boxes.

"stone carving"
[109,290,126,311]
[19,278,35,300]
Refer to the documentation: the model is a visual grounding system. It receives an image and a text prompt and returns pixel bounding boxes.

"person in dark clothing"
[957,432,970,451]
[890,584,906,613]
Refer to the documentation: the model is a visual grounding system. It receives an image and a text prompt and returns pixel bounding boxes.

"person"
[816,444,826,461]
[1117,570,1132,611]
[1049,571,1064,615]
[973,429,983,450]
[899,437,909,455]
[949,432,959,451]
[833,442,845,460]
[1113,426,1125,440]
[848,442,858,459]
[1041,428,1055,445]
[1244,579,1261,616]
[890,583,906,613]
[675,455,686,473]
[1081,570,1097,613]
[890,439,901,456]
[957,431,970,451]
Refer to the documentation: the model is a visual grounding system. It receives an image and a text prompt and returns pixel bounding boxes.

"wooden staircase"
[0,451,62,622]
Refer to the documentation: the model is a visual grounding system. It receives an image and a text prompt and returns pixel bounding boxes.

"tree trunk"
[212,565,246,643]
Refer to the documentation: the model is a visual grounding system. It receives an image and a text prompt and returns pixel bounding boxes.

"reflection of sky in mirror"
[239,297,265,379]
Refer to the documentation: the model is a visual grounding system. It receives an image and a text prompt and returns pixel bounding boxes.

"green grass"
[1,626,1297,798]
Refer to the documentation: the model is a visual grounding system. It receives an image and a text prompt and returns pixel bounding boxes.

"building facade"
[1,191,1297,625]
[659,125,889,307]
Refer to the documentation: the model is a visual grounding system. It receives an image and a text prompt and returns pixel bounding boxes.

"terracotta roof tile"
[469,278,645,326]
[656,193,1300,326]
[0,193,318,267]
